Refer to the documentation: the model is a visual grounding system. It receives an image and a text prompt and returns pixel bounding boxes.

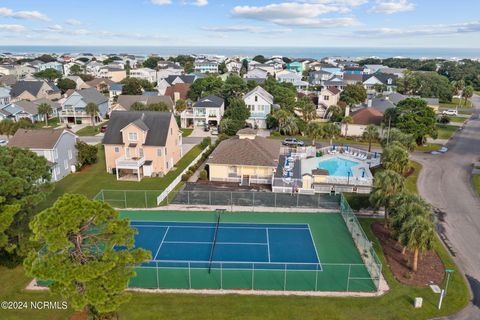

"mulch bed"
[403,166,415,178]
[372,222,445,287]
[70,310,87,320]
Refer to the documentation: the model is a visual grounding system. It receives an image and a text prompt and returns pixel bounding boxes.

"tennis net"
[208,213,221,273]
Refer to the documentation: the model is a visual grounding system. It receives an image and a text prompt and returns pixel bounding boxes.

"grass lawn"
[1,216,468,320]
[37,144,205,211]
[440,97,472,109]
[405,161,422,194]
[472,174,480,197]
[446,116,469,123]
[32,118,61,129]
[182,128,193,137]
[436,125,458,140]
[76,125,102,136]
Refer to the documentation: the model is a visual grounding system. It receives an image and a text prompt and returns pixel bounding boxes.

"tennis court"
[122,207,381,293]
[132,220,321,271]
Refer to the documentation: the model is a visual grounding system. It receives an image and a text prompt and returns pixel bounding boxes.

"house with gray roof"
[8,128,78,181]
[10,80,61,101]
[60,88,109,124]
[0,100,46,123]
[180,94,224,128]
[102,111,182,181]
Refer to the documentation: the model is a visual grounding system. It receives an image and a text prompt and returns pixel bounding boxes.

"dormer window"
[128,132,137,141]
[255,96,258,102]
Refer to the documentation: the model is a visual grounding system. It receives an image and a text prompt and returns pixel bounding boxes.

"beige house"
[98,67,127,82]
[317,86,340,118]
[102,111,182,181]
[207,128,281,186]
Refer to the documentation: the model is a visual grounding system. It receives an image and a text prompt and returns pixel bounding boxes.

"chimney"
[367,99,372,108]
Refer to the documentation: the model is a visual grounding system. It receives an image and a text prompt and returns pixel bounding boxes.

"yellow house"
[103,111,182,181]
[207,128,281,186]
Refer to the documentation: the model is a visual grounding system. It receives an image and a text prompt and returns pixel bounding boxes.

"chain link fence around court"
[94,189,341,210]
[129,261,377,292]
[340,194,382,290]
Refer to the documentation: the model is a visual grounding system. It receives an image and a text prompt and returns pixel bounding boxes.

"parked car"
[203,124,210,132]
[282,138,305,147]
[100,125,108,133]
[211,127,218,135]
[0,139,7,146]
[442,109,458,116]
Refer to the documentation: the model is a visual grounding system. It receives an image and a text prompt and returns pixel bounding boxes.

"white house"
[276,70,309,89]
[180,95,224,128]
[243,86,274,129]
[194,59,219,74]
[245,68,269,81]
[129,67,157,83]
[8,128,78,182]
[317,87,341,118]
[0,87,11,106]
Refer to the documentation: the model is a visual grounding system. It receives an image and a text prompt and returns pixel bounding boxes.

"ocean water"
[0,46,479,59]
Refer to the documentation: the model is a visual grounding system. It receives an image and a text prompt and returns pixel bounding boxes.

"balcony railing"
[116,156,145,169]
[60,110,87,116]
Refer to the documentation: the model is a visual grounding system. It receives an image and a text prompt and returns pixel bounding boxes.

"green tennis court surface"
[120,210,378,292]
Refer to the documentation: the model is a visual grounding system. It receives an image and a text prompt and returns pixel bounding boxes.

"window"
[114,147,119,153]
[229,166,237,174]
[125,148,130,158]
[139,148,144,157]
[254,96,258,102]
[324,95,329,101]
[258,105,265,112]
[157,148,162,156]
[170,128,173,135]
[165,148,167,155]
[128,132,137,141]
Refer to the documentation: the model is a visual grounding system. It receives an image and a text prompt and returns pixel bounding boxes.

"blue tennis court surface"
[131,221,321,271]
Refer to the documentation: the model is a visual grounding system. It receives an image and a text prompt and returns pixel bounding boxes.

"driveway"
[413,95,480,319]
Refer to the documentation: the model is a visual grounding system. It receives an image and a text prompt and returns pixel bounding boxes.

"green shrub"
[343,193,371,211]
[271,131,282,137]
[199,170,208,181]
[200,137,211,149]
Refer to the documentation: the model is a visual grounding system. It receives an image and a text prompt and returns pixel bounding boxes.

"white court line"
[132,224,309,231]
[307,226,322,271]
[153,226,170,260]
[266,228,271,263]
[162,241,268,246]
[130,220,309,227]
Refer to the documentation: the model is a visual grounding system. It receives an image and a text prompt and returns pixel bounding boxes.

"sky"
[0,0,479,47]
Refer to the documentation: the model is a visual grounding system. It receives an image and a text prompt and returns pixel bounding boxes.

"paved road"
[413,95,480,320]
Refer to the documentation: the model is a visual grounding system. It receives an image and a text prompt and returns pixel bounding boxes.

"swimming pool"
[318,157,359,177]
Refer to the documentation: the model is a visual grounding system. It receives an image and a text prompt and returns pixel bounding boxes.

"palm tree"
[85,102,99,127]
[280,116,298,136]
[37,103,53,127]
[389,193,431,254]
[399,214,435,272]
[452,79,465,96]
[370,170,405,227]
[341,116,353,137]
[305,122,323,146]
[273,109,291,130]
[362,125,379,152]
[381,142,410,174]
[297,98,316,122]
[462,86,474,107]
[322,123,340,146]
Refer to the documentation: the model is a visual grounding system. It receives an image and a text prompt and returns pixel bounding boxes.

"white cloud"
[65,19,81,25]
[0,7,49,21]
[0,24,26,32]
[354,20,480,37]
[192,0,208,6]
[151,0,172,5]
[231,2,362,28]
[369,0,415,14]
[202,25,291,33]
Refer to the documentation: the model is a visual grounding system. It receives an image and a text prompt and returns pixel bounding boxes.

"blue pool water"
[318,157,359,177]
